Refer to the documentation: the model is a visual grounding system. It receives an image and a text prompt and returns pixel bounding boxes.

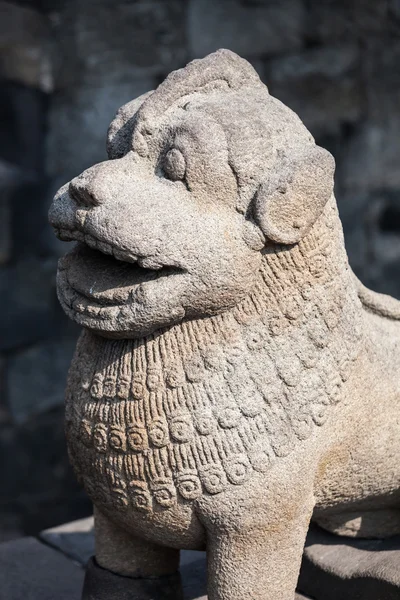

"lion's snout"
[69,173,101,208]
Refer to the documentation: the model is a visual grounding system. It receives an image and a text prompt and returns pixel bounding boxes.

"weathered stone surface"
[188,0,304,58]
[0,1,52,91]
[49,49,400,600]
[8,339,75,424]
[0,536,84,600]
[0,0,398,570]
[298,524,400,600]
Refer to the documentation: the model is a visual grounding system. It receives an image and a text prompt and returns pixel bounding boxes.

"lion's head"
[49,49,335,339]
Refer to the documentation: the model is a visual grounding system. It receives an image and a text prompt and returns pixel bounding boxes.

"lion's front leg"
[202,484,314,600]
[82,506,183,600]
[206,520,311,600]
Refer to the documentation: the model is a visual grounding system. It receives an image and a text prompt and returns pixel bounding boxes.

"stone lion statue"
[49,50,400,600]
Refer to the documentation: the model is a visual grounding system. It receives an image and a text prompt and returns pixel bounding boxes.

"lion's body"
[50,50,400,599]
[65,199,400,551]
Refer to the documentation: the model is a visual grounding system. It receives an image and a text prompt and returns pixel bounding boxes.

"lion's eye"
[163,148,186,181]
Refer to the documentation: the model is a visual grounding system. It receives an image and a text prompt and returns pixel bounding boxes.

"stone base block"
[82,557,184,600]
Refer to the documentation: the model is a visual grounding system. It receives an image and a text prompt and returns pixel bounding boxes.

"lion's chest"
[66,366,271,517]
[65,280,363,518]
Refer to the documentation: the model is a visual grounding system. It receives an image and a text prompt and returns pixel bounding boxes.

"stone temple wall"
[0,0,399,539]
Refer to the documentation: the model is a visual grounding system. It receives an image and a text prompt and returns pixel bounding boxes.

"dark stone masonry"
[0,0,399,539]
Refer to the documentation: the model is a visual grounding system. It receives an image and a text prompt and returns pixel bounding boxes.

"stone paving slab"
[39,516,94,565]
[0,536,84,600]
[298,524,400,600]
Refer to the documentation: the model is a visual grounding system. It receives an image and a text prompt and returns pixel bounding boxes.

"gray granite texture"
[0,0,399,545]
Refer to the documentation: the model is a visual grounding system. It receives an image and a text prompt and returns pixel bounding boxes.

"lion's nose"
[68,166,104,208]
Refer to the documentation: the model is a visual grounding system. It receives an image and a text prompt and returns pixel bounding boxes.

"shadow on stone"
[298,524,400,600]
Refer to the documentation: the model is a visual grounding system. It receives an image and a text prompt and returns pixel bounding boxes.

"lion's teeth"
[59,228,73,241]
[97,306,119,319]
[118,305,132,320]
[57,227,157,272]
[73,298,88,313]
[99,241,114,255]
[138,257,163,270]
[113,249,127,261]
[75,209,87,228]
[64,287,78,307]
[85,234,97,249]
[86,305,101,317]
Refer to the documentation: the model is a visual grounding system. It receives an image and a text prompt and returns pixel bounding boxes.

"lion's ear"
[253,145,335,245]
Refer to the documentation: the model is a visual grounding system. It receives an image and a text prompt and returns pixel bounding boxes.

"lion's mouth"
[55,228,184,324]
[55,227,170,269]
